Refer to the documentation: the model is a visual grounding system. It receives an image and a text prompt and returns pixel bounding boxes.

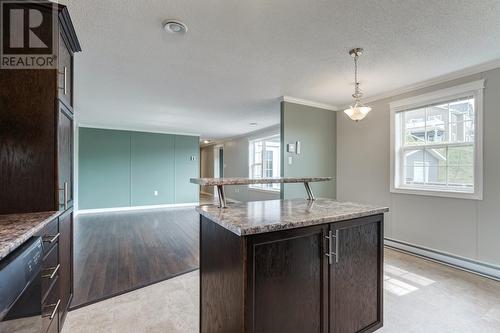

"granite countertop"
[190,177,332,186]
[196,198,389,236]
[0,211,61,260]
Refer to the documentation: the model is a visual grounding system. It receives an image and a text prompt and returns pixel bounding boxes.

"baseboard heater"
[384,238,500,281]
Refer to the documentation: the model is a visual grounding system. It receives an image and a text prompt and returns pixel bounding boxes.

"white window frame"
[248,135,281,192]
[390,80,484,200]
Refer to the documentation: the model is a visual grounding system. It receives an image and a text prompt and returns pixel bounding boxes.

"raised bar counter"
[191,177,332,207]
[190,176,332,186]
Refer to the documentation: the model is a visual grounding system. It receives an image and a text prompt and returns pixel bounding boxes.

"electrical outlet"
[288,156,293,165]
[154,190,159,196]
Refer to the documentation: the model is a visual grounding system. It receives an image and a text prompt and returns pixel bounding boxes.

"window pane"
[425,148,446,167]
[425,166,447,185]
[450,121,474,143]
[447,146,474,166]
[396,94,477,194]
[405,127,426,145]
[253,164,262,178]
[426,105,448,143]
[448,166,474,186]
[249,136,281,190]
[404,108,425,146]
[449,98,474,122]
[403,149,424,184]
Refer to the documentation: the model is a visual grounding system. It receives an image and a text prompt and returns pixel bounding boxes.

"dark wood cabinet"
[0,4,80,215]
[200,214,384,333]
[58,210,73,327]
[58,32,73,108]
[0,4,80,333]
[57,103,74,211]
[329,216,383,333]
[248,225,329,333]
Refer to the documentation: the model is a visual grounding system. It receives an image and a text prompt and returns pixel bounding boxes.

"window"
[390,80,484,200]
[249,135,281,191]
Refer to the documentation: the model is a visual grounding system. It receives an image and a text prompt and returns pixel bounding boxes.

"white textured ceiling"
[59,0,500,140]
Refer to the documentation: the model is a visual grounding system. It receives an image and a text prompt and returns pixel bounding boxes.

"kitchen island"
[193,178,389,333]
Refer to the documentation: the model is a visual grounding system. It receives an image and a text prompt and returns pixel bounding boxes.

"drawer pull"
[63,66,67,95]
[43,299,61,320]
[58,182,68,210]
[43,233,60,244]
[42,264,60,279]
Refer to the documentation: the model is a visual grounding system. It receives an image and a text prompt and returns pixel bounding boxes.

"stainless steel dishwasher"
[0,237,43,333]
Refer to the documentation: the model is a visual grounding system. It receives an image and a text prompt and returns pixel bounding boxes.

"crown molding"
[77,123,200,137]
[281,96,339,111]
[209,124,281,146]
[363,58,500,104]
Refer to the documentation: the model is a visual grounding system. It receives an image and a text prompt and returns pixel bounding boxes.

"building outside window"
[390,80,484,200]
[249,135,281,191]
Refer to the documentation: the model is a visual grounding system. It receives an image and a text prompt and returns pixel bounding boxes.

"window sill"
[390,186,482,200]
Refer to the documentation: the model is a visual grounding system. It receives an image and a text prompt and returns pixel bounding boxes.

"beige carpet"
[63,249,500,333]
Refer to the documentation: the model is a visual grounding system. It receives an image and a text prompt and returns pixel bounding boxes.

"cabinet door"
[58,209,73,327]
[248,225,329,333]
[58,34,73,107]
[57,103,73,211]
[329,215,383,333]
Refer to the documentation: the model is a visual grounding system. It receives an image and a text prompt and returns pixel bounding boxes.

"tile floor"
[63,248,500,333]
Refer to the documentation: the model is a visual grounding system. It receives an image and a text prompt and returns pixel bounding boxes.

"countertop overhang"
[190,177,332,186]
[0,211,61,260]
[196,198,389,236]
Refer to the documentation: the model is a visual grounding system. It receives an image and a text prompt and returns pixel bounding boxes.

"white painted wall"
[337,67,500,267]
[222,125,281,202]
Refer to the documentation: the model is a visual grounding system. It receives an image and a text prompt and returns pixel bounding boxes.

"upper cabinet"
[58,5,81,109]
[0,3,81,214]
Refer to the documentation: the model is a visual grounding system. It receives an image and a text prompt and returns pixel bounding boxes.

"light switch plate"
[287,143,295,153]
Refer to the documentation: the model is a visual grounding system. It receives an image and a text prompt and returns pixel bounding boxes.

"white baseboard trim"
[75,202,199,216]
[385,238,500,281]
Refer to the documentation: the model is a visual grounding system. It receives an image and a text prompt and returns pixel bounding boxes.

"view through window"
[249,135,281,191]
[396,96,475,192]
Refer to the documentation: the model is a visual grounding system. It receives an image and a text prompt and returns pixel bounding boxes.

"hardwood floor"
[72,207,199,308]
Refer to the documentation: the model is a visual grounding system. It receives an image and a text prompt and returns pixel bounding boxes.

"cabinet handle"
[325,229,339,264]
[43,299,61,320]
[42,264,60,279]
[59,182,68,210]
[63,67,67,95]
[43,233,60,244]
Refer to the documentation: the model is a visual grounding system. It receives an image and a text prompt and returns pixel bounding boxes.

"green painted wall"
[131,132,175,206]
[79,128,199,209]
[79,128,131,209]
[281,102,336,199]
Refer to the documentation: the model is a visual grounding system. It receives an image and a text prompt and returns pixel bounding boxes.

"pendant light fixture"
[344,48,372,121]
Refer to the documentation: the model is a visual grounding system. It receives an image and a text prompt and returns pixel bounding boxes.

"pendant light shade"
[344,48,372,121]
[343,102,372,121]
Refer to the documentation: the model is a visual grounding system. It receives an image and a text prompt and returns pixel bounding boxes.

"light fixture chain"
[354,54,359,98]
